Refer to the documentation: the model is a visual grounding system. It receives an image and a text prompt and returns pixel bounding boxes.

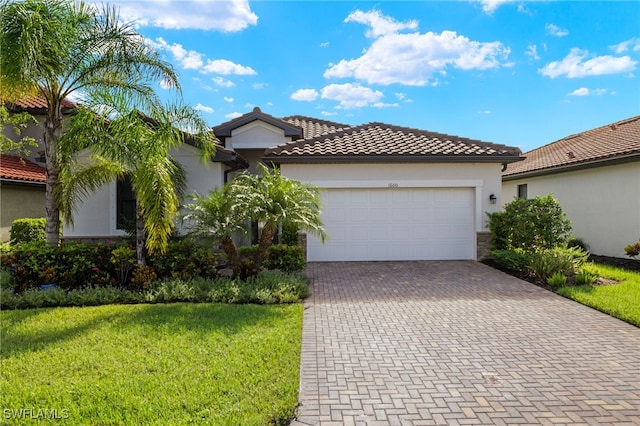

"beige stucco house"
[9,104,524,260]
[502,116,640,258]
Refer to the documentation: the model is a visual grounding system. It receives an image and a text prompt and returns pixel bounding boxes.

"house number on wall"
[388,183,399,188]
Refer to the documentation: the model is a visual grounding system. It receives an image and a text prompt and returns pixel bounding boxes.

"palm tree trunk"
[135,202,146,266]
[220,235,240,276]
[255,222,277,270]
[43,103,63,247]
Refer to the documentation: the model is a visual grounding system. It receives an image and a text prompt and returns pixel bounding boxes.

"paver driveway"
[292,261,640,426]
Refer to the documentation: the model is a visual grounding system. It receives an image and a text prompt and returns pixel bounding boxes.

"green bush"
[281,222,300,246]
[2,242,117,291]
[148,238,225,280]
[9,218,45,244]
[528,246,588,282]
[575,269,598,285]
[567,237,589,252]
[487,195,572,251]
[490,248,528,273]
[547,271,567,287]
[239,244,306,273]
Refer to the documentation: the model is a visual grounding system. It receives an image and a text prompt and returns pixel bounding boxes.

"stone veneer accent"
[477,232,491,260]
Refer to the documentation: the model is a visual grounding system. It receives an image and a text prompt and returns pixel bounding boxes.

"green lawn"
[1,303,303,425]
[558,263,640,327]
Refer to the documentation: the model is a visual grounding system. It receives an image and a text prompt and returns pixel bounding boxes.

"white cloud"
[372,102,398,109]
[149,38,255,76]
[476,0,516,14]
[111,0,258,32]
[526,44,540,60]
[212,77,235,88]
[345,9,418,38]
[194,103,214,113]
[320,42,330,48]
[545,23,569,37]
[224,97,234,103]
[225,112,243,120]
[321,111,338,116]
[202,59,256,75]
[478,110,492,114]
[291,89,319,101]
[320,83,384,109]
[159,79,173,90]
[324,11,510,86]
[253,83,267,90]
[148,38,203,69]
[540,48,637,78]
[610,37,640,54]
[568,88,608,96]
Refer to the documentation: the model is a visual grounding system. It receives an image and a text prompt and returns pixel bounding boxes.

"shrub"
[547,272,567,287]
[2,242,118,291]
[490,248,528,273]
[0,269,15,291]
[281,222,300,246]
[624,239,640,258]
[527,246,588,282]
[10,218,45,244]
[239,244,306,273]
[487,195,572,251]
[130,265,157,290]
[575,269,598,285]
[567,237,589,252]
[148,238,224,280]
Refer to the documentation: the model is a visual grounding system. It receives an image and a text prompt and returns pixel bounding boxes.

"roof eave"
[264,154,524,165]
[502,152,640,181]
[0,177,46,186]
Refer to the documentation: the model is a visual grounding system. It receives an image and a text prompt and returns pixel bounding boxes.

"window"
[517,184,527,199]
[117,176,136,229]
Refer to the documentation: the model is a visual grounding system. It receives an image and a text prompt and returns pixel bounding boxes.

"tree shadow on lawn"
[1,303,291,359]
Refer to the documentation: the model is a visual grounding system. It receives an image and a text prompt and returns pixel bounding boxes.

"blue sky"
[109,0,639,152]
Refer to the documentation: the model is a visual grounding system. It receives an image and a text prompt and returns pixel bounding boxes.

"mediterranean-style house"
[0,96,75,241]
[65,107,523,261]
[502,115,640,258]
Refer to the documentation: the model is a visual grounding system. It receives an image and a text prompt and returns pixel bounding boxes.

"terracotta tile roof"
[0,154,46,183]
[6,94,76,113]
[503,115,640,178]
[264,122,522,163]
[281,115,350,139]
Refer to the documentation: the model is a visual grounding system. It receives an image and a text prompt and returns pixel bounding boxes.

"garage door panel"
[308,188,474,261]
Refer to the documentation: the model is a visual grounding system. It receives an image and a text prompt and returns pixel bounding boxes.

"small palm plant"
[185,164,327,278]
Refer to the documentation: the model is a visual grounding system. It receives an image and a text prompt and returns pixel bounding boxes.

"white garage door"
[307,187,475,261]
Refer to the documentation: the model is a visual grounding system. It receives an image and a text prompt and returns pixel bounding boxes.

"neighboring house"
[67,106,524,261]
[502,116,640,258]
[0,154,46,240]
[0,96,75,241]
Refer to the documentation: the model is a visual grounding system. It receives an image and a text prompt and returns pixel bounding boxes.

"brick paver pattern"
[292,261,640,426]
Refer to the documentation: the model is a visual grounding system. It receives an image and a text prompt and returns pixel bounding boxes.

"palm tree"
[0,0,179,246]
[185,164,327,277]
[57,92,215,264]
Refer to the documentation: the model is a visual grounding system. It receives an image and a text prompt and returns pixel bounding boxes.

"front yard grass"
[1,303,303,425]
[558,263,640,327]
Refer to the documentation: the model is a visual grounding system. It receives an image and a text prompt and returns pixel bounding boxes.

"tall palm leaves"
[58,92,215,263]
[0,0,179,246]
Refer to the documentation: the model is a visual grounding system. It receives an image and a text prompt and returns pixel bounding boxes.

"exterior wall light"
[489,194,497,204]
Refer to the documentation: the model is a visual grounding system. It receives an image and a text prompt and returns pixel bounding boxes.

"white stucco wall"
[281,162,504,232]
[502,161,640,257]
[225,121,290,150]
[64,144,225,238]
